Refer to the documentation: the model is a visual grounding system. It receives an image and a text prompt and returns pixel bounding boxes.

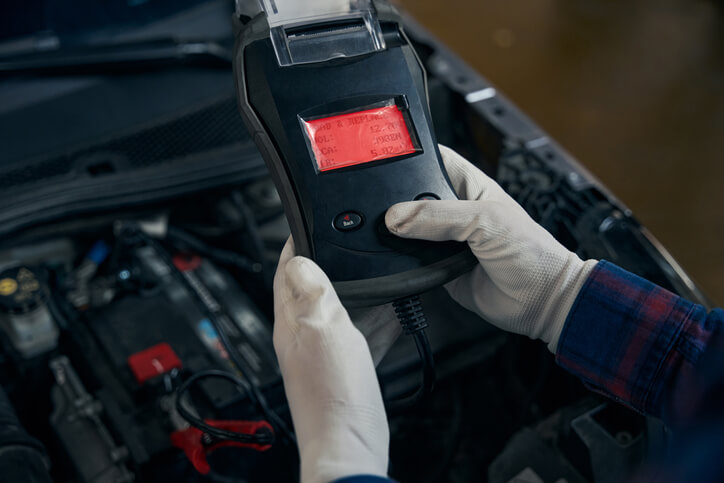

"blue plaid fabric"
[558,260,724,482]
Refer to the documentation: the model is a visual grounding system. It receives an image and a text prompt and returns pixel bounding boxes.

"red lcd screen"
[302,104,419,172]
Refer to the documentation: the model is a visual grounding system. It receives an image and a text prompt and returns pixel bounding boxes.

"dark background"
[398,0,724,305]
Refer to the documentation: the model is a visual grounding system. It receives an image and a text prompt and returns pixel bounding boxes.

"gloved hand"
[273,239,390,483]
[386,145,597,352]
[348,304,400,366]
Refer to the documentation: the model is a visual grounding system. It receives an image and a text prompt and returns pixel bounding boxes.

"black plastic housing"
[233,12,474,306]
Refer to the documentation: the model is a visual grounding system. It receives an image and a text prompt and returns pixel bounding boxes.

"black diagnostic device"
[233,0,475,307]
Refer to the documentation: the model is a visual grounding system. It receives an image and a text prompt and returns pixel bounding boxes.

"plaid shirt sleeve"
[556,260,724,427]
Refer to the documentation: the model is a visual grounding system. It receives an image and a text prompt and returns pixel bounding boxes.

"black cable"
[412,331,436,398]
[175,370,274,445]
[386,296,436,411]
[166,226,262,274]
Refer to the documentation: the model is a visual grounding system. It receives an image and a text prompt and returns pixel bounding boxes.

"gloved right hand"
[385,146,598,353]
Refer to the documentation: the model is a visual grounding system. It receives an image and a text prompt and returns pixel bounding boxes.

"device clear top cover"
[259,0,372,27]
[255,0,386,66]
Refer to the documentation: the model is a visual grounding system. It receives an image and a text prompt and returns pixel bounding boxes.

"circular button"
[334,212,363,231]
[414,193,440,201]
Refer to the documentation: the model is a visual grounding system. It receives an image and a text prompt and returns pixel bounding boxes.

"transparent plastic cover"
[261,0,374,28]
[256,0,386,66]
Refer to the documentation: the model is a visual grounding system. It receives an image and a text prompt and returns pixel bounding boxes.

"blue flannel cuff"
[555,260,697,415]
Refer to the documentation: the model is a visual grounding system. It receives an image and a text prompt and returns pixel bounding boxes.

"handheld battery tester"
[233,0,475,307]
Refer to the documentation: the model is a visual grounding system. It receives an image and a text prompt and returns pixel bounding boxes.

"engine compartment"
[0,184,296,481]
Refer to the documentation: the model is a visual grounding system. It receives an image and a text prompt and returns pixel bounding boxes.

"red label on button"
[334,212,363,231]
[303,103,419,172]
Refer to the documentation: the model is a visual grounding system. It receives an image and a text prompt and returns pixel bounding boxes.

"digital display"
[302,103,419,172]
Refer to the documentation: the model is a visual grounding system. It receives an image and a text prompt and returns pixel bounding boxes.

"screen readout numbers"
[303,104,417,172]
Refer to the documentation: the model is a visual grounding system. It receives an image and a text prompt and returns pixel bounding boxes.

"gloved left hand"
[348,304,400,366]
[273,239,390,483]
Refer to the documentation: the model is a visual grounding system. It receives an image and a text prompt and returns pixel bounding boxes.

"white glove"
[386,145,597,352]
[348,304,400,366]
[273,239,390,483]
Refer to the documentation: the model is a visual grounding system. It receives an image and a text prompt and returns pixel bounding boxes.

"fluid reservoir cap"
[0,266,45,315]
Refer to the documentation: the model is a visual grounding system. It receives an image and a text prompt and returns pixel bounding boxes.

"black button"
[334,212,363,231]
[414,193,440,201]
